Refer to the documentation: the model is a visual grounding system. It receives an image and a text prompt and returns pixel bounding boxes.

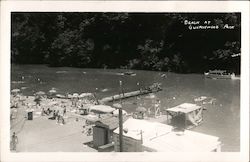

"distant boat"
[204,70,235,79]
[123,71,136,76]
[56,71,67,74]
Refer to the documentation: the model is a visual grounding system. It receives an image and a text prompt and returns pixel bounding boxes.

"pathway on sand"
[12,116,96,152]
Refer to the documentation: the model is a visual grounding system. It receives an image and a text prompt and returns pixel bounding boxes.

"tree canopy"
[11,12,241,73]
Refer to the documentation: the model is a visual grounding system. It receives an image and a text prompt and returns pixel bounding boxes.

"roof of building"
[113,118,220,152]
[142,129,220,152]
[113,118,173,140]
[95,115,128,130]
[166,103,201,114]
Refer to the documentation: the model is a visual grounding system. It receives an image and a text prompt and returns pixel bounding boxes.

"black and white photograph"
[0,1,249,162]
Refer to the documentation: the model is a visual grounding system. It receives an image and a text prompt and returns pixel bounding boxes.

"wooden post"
[119,81,123,152]
[184,113,187,129]
[140,130,143,144]
[119,108,123,152]
[216,143,221,152]
[94,88,99,104]
[166,111,169,124]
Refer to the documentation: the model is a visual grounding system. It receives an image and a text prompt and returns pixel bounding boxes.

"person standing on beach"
[11,132,18,151]
[63,106,66,116]
[56,113,60,124]
[41,108,45,116]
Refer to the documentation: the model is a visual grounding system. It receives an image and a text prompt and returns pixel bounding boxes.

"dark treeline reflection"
[11,12,241,74]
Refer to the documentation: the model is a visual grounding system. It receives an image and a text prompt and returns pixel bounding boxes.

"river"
[11,64,240,151]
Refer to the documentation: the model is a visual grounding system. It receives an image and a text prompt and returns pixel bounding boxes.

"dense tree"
[11,12,241,74]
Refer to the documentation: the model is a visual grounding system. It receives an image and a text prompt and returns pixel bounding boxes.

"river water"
[11,64,240,151]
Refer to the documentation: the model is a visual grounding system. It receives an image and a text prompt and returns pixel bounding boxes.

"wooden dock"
[99,83,162,103]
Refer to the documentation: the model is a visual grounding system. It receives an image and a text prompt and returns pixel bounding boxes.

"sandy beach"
[10,96,97,152]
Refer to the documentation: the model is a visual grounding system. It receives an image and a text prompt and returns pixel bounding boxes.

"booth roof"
[166,103,201,114]
[95,116,128,130]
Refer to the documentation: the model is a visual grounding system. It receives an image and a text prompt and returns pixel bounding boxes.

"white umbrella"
[11,89,20,93]
[48,101,58,106]
[54,106,63,111]
[84,114,100,123]
[113,103,122,109]
[79,93,93,98]
[112,109,127,116]
[136,106,147,112]
[148,94,156,99]
[56,94,65,98]
[67,94,73,98]
[35,91,46,96]
[28,103,35,107]
[49,89,57,93]
[73,93,79,98]
[26,108,34,112]
[89,105,115,114]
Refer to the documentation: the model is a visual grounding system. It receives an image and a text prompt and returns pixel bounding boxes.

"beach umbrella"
[54,106,63,111]
[19,95,25,101]
[113,103,122,109]
[73,93,79,98]
[26,108,34,112]
[11,89,20,93]
[35,91,46,96]
[66,94,72,99]
[21,87,27,90]
[84,114,100,123]
[148,94,156,99]
[48,101,58,106]
[79,93,93,98]
[49,89,57,94]
[112,109,127,116]
[56,94,65,98]
[27,103,36,107]
[136,106,147,112]
[89,105,115,114]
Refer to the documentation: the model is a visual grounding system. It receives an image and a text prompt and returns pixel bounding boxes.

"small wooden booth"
[93,116,127,151]
[25,109,34,120]
[165,103,203,130]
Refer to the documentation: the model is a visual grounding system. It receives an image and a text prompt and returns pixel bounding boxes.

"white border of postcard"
[0,1,249,162]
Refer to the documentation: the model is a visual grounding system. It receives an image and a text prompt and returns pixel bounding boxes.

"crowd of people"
[42,106,67,125]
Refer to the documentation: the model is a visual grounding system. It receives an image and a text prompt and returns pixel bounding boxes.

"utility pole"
[119,80,123,152]
[140,130,143,144]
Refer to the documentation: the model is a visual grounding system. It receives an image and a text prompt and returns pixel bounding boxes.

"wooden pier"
[99,83,162,103]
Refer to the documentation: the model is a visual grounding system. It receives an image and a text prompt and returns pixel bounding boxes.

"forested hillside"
[11,13,241,73]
